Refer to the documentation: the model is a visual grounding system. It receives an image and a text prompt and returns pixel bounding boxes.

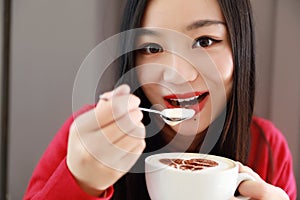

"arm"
[23,106,113,200]
[66,85,145,195]
[232,163,290,200]
[234,117,297,200]
[24,85,146,199]
[268,128,297,200]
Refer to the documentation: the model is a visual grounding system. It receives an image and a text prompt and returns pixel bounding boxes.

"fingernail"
[99,95,109,101]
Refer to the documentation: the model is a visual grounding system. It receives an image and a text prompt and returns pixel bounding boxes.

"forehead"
[142,0,225,30]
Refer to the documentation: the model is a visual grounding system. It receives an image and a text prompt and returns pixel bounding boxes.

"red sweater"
[24,105,297,200]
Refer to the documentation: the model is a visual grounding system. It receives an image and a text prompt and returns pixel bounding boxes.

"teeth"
[167,92,209,107]
[170,95,198,102]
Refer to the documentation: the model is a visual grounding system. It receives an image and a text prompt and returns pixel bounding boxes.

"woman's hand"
[231,163,289,200]
[66,85,146,197]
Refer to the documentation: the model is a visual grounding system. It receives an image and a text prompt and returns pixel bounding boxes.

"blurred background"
[0,0,299,199]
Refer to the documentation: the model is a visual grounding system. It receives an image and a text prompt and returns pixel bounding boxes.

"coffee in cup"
[145,153,254,200]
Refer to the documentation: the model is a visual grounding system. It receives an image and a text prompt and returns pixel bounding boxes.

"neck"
[159,125,207,152]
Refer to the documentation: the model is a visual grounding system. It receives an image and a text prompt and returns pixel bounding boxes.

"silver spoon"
[99,96,195,126]
[140,107,195,126]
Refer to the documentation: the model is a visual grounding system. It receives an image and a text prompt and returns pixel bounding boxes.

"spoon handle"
[139,107,162,115]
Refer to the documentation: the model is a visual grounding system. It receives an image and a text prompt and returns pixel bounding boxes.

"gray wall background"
[4,0,300,199]
[0,0,3,129]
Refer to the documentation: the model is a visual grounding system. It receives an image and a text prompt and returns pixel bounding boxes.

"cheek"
[214,49,234,96]
[135,60,164,85]
[135,64,163,103]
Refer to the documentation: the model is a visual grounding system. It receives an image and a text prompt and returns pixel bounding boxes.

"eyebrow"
[186,20,226,31]
[136,20,226,38]
[136,29,161,37]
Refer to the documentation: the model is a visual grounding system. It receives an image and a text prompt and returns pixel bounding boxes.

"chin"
[172,107,211,135]
[170,119,206,136]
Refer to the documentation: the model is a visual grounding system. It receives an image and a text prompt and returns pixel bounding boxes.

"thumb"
[99,84,131,101]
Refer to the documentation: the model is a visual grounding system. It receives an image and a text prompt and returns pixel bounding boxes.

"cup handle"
[234,172,255,200]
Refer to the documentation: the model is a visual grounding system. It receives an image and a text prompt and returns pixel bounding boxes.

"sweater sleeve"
[267,123,297,200]
[23,105,114,200]
[248,117,297,200]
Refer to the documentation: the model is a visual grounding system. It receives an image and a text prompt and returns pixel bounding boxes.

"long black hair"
[112,0,256,199]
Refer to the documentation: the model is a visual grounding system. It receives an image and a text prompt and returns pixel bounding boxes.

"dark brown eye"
[192,37,221,48]
[139,43,163,54]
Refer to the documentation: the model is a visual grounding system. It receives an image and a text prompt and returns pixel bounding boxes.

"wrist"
[77,180,107,197]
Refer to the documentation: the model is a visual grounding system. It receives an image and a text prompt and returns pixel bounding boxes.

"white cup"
[145,153,254,200]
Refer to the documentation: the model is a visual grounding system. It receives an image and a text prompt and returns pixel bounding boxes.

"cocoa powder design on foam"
[159,158,218,171]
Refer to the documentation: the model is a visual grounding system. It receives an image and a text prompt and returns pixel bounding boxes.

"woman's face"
[135,0,233,136]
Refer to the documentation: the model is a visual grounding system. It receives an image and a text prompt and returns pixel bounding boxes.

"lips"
[163,91,209,113]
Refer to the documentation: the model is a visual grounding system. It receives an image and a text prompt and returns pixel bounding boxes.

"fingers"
[73,87,141,132]
[77,119,145,166]
[67,84,146,191]
[83,138,146,189]
[101,109,144,143]
[116,140,146,172]
[238,181,289,200]
[70,84,130,133]
[236,162,265,198]
[99,84,131,100]
[70,83,145,163]
[96,94,141,128]
[77,129,145,167]
[113,124,145,152]
[238,180,269,199]
[236,163,290,200]
[236,162,262,182]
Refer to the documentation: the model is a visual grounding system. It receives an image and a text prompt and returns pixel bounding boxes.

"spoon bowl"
[140,107,195,126]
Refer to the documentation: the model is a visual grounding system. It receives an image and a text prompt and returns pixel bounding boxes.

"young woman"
[24,0,297,199]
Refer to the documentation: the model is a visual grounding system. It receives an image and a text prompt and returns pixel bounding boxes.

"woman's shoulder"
[249,118,296,199]
[250,116,287,145]
[249,116,293,166]
[251,116,278,132]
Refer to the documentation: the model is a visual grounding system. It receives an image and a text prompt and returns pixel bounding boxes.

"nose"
[163,53,198,84]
